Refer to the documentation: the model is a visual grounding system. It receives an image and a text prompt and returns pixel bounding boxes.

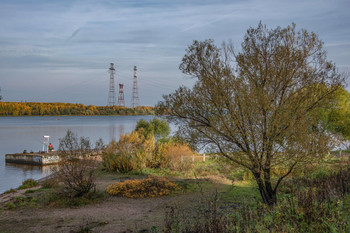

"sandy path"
[0,192,199,233]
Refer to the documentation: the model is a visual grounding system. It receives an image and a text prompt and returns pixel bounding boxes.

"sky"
[0,0,349,107]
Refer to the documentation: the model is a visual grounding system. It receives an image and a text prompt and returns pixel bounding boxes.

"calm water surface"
[0,115,154,193]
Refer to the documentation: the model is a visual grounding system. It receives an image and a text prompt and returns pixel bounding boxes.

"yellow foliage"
[102,140,135,172]
[158,142,195,171]
[106,175,181,198]
[102,131,156,172]
[0,102,155,116]
[118,130,156,169]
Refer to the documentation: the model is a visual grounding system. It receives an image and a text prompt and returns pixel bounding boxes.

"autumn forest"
[0,102,155,116]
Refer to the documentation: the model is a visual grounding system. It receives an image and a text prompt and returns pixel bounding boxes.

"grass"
[219,181,260,207]
[157,155,350,232]
[4,196,37,210]
[24,189,36,194]
[18,179,39,190]
[1,176,107,210]
[2,160,255,210]
[1,154,348,232]
[28,185,107,208]
[3,189,16,194]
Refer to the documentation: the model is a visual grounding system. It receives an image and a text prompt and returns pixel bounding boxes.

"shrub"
[102,131,156,173]
[103,151,135,173]
[102,140,135,173]
[18,179,39,189]
[135,117,171,140]
[158,142,195,172]
[57,159,96,198]
[106,175,181,198]
[57,130,98,197]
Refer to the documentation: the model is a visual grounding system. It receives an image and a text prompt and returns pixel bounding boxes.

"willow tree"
[157,23,345,205]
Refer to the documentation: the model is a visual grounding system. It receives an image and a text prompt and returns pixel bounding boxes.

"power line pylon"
[131,66,139,108]
[0,87,2,101]
[108,63,116,106]
[118,83,125,107]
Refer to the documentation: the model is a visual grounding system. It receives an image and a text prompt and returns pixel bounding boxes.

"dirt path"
[0,191,200,233]
[0,173,233,232]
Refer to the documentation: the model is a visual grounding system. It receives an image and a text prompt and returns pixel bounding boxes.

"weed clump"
[18,179,39,190]
[3,189,16,194]
[106,175,181,198]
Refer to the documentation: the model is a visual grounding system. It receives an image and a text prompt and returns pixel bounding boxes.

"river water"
[0,115,154,193]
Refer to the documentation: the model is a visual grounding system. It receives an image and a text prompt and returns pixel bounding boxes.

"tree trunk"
[253,173,277,206]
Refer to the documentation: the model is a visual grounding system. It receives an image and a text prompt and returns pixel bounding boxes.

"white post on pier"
[42,136,50,152]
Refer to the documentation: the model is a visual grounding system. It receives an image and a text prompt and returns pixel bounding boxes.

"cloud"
[69,28,81,40]
[0,0,349,106]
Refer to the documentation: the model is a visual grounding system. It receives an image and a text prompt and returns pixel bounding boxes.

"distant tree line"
[0,102,155,116]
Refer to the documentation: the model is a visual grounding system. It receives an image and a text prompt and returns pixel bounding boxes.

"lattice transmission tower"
[0,87,2,101]
[131,66,139,108]
[107,63,116,106]
[118,83,125,107]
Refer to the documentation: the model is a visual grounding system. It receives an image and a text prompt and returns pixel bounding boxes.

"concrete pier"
[5,152,60,165]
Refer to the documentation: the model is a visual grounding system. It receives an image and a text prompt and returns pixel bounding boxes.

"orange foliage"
[106,175,181,198]
[159,142,195,171]
[0,102,155,116]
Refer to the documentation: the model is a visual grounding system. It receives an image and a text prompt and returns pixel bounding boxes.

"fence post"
[203,154,206,162]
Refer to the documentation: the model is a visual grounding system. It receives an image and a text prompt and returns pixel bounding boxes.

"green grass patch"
[38,188,107,208]
[219,181,260,207]
[4,202,16,210]
[4,196,38,210]
[176,178,216,193]
[24,189,36,194]
[3,189,16,194]
[129,167,183,177]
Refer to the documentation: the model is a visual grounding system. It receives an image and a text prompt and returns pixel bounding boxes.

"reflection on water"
[0,115,154,193]
[108,122,125,142]
[118,125,125,137]
[5,163,58,177]
[110,123,116,141]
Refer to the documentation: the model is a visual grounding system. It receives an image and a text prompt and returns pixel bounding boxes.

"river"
[0,115,155,193]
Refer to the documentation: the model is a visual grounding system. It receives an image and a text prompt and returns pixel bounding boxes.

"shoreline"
[0,170,56,196]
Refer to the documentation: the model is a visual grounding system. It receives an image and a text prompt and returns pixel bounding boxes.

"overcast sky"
[0,0,349,106]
